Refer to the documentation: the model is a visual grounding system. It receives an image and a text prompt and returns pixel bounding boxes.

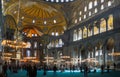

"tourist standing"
[2,62,8,77]
[84,64,88,77]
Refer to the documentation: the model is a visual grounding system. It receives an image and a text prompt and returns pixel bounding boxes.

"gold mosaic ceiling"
[3,0,67,36]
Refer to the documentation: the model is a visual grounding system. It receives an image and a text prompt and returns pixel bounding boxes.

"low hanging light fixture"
[1,0,30,49]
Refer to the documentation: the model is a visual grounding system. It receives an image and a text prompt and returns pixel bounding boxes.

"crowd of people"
[0,61,118,77]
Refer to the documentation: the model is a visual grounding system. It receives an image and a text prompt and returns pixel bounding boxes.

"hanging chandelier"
[1,0,31,49]
[1,31,31,49]
[1,40,30,49]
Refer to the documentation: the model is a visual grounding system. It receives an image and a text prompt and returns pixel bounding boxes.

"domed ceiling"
[3,0,68,36]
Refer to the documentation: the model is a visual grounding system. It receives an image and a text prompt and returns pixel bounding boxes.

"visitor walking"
[83,64,88,77]
[101,64,104,74]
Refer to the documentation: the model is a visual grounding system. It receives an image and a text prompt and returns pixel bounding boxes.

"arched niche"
[106,38,115,51]
[93,21,99,35]
[83,26,87,38]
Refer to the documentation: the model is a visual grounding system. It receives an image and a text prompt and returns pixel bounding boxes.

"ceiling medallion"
[44,0,75,3]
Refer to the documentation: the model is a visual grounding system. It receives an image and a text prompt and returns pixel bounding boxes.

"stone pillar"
[105,17,109,31]
[93,46,96,58]
[81,27,84,39]
[87,26,89,38]
[102,47,106,66]
[97,21,100,34]
[111,48,114,62]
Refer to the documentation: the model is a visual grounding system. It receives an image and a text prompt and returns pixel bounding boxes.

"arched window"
[101,5,104,10]
[101,0,104,3]
[89,2,93,9]
[94,22,99,35]
[75,19,78,23]
[83,27,87,38]
[79,11,82,15]
[26,50,30,57]
[84,6,87,12]
[78,28,82,40]
[100,18,106,33]
[108,15,113,30]
[89,11,92,16]
[84,15,86,19]
[94,0,98,6]
[95,8,98,13]
[58,39,63,47]
[108,1,112,6]
[73,30,77,41]
[34,42,37,48]
[27,42,31,48]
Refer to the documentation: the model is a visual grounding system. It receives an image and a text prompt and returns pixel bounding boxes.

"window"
[84,6,87,12]
[100,18,106,33]
[95,8,98,13]
[89,2,93,9]
[26,50,30,57]
[32,20,35,23]
[78,28,82,40]
[83,27,87,38]
[79,11,82,15]
[34,42,37,48]
[32,34,34,37]
[55,32,58,36]
[101,5,104,10]
[94,0,98,6]
[108,15,113,30]
[88,26,92,37]
[89,12,92,16]
[52,32,54,36]
[108,1,112,6]
[35,34,37,36]
[27,42,31,48]
[73,30,77,41]
[58,39,63,47]
[101,0,104,3]
[79,17,81,21]
[84,15,86,19]
[75,19,78,23]
[53,19,57,23]
[94,22,99,35]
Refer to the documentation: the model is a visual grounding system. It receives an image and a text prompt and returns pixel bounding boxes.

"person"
[43,64,47,76]
[0,61,3,77]
[29,63,37,77]
[80,65,82,73]
[101,64,104,74]
[107,64,110,73]
[84,64,88,77]
[70,64,72,72]
[72,65,75,73]
[113,63,116,71]
[53,65,57,74]
[2,62,8,77]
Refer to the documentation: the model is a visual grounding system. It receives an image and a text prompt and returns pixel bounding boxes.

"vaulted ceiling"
[3,0,81,37]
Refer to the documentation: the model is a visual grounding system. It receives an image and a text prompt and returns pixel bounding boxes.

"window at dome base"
[44,0,75,3]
